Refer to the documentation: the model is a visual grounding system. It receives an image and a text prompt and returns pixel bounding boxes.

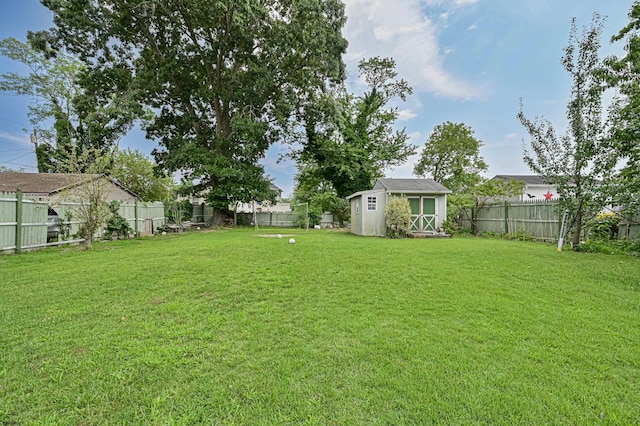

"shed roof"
[373,178,451,194]
[0,172,140,199]
[346,178,451,200]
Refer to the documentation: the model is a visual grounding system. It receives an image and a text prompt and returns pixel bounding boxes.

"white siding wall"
[361,189,386,236]
[520,185,558,201]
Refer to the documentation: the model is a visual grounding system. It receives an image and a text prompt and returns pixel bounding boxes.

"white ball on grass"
[277,234,282,239]
[289,238,296,244]
[161,231,167,236]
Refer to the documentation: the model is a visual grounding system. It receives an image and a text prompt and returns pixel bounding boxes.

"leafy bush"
[587,212,620,241]
[59,210,73,241]
[385,197,411,238]
[293,203,322,228]
[165,199,193,224]
[104,201,132,240]
[576,238,640,256]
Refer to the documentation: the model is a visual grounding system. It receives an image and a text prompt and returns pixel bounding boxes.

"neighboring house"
[234,183,291,213]
[0,172,141,203]
[492,175,559,201]
[346,178,451,237]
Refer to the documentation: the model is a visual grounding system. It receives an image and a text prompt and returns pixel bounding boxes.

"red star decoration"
[544,191,553,200]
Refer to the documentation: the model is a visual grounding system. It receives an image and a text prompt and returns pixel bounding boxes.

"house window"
[367,196,377,211]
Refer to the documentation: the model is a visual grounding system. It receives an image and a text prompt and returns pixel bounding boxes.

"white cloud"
[408,131,423,142]
[397,109,418,121]
[0,131,31,147]
[505,133,517,139]
[444,47,455,55]
[343,0,483,100]
[467,22,479,30]
[423,0,478,5]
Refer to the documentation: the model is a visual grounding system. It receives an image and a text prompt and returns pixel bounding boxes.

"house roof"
[0,172,141,199]
[373,178,452,194]
[346,178,451,200]
[269,183,282,193]
[492,175,549,186]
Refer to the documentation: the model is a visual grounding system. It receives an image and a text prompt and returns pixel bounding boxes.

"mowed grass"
[1,229,639,425]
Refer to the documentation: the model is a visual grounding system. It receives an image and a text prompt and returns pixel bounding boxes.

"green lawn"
[1,229,639,425]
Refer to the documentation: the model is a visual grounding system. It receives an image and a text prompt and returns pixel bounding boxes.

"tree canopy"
[110,149,173,202]
[413,121,487,193]
[0,37,141,173]
[38,0,348,209]
[518,14,611,249]
[602,1,640,215]
[297,57,415,199]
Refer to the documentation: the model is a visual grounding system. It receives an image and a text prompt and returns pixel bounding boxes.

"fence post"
[134,200,139,236]
[15,189,23,253]
[471,207,476,234]
[504,201,509,234]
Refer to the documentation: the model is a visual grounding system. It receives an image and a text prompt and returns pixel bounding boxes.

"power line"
[1,152,33,165]
[0,116,30,126]
[0,160,37,170]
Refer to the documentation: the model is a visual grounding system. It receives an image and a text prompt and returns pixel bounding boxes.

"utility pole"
[30,129,40,172]
[30,128,38,148]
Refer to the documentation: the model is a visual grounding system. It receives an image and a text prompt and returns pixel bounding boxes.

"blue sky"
[0,0,633,196]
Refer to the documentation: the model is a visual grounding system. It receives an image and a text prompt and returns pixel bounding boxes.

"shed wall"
[350,196,363,235]
[361,189,386,236]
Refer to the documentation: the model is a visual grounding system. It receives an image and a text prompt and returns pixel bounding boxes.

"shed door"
[409,197,420,232]
[422,197,436,231]
[408,196,437,232]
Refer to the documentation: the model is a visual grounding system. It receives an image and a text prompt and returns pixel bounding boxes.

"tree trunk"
[571,207,582,250]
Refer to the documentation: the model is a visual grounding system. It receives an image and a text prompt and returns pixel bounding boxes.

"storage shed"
[346,178,451,237]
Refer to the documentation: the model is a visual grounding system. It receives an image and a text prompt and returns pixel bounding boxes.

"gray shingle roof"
[492,175,548,186]
[0,172,140,199]
[0,172,103,194]
[373,178,451,194]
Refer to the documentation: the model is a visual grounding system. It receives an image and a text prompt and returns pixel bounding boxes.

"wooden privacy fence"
[459,201,561,241]
[618,214,640,240]
[53,200,166,238]
[237,212,300,227]
[234,211,335,228]
[0,191,48,253]
[0,190,166,253]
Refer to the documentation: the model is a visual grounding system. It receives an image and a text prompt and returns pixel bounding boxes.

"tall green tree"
[298,57,415,198]
[292,165,350,226]
[110,149,173,202]
[518,14,612,249]
[602,1,640,215]
[39,0,348,209]
[0,37,141,172]
[413,121,487,193]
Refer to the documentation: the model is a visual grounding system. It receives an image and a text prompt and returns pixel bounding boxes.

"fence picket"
[1,193,166,253]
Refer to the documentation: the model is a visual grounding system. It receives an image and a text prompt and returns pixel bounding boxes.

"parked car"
[47,207,61,241]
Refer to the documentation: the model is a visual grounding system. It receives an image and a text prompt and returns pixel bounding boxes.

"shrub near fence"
[459,201,561,241]
[1,191,166,253]
[55,200,165,238]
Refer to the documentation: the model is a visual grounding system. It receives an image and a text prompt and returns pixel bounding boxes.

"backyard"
[1,229,639,424]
